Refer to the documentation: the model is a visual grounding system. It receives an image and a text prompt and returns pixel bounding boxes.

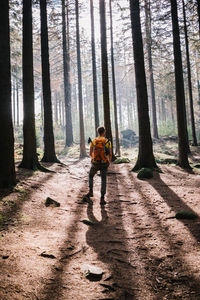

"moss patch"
[113,158,130,164]
[137,168,153,180]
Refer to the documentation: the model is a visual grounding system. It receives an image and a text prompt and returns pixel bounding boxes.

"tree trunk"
[109,0,120,156]
[197,0,200,37]
[16,79,19,127]
[19,0,40,170]
[182,0,197,146]
[54,91,58,125]
[129,0,157,171]
[12,78,16,127]
[90,0,100,136]
[40,0,58,163]
[62,0,73,147]
[99,0,115,160]
[144,0,159,139]
[170,0,190,168]
[0,0,16,188]
[75,0,87,158]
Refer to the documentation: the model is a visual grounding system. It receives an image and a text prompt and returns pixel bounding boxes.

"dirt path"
[1,158,200,300]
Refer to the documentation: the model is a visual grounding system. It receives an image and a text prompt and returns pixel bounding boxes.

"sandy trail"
[0,158,200,300]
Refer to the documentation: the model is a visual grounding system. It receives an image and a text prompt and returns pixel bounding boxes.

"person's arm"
[90,142,94,158]
[108,142,112,163]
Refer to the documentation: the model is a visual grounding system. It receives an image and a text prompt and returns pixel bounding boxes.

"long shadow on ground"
[124,169,200,299]
[149,172,200,242]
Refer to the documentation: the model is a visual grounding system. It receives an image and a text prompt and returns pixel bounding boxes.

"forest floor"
[1,140,200,300]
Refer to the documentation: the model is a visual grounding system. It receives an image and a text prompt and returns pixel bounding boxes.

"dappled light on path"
[1,161,200,299]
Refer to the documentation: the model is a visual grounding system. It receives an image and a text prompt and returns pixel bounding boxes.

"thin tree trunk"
[58,95,62,126]
[75,0,87,157]
[109,0,120,156]
[40,0,58,162]
[16,79,19,126]
[62,0,73,147]
[129,0,157,171]
[197,0,200,37]
[19,0,41,170]
[99,0,115,160]
[90,0,100,135]
[12,78,16,127]
[54,91,58,125]
[144,0,159,139]
[170,0,190,168]
[0,0,16,187]
[182,0,197,146]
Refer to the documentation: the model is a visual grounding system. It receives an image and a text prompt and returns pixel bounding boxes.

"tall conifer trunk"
[0,0,16,187]
[40,0,58,162]
[170,0,190,168]
[197,0,200,36]
[144,0,159,139]
[19,0,41,170]
[129,0,157,171]
[109,0,120,156]
[62,0,73,147]
[75,0,87,158]
[90,0,100,135]
[99,0,115,159]
[182,0,197,146]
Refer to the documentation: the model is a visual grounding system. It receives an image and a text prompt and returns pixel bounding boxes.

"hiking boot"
[100,196,106,205]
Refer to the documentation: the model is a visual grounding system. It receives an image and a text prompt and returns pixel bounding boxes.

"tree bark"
[129,0,157,171]
[19,0,40,170]
[197,0,200,37]
[62,0,73,147]
[75,0,87,158]
[16,79,19,127]
[99,0,115,160]
[170,0,190,168]
[182,0,197,146]
[40,0,58,162]
[90,0,100,136]
[144,0,159,139]
[12,78,16,127]
[0,0,16,187]
[109,0,120,156]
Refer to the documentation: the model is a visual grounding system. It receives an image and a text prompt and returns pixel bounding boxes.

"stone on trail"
[40,251,56,259]
[80,219,95,226]
[45,197,60,207]
[82,264,104,281]
[137,168,153,180]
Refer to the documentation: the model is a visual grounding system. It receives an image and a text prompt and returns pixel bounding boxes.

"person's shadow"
[85,199,136,299]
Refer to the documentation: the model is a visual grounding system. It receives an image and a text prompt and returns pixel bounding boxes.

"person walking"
[86,126,112,205]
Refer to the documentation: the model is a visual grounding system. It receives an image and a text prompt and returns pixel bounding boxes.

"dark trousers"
[89,162,109,196]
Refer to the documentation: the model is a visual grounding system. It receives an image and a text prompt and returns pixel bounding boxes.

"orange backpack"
[92,137,109,163]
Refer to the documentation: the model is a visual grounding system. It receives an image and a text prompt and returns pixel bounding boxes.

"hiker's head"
[97,126,106,137]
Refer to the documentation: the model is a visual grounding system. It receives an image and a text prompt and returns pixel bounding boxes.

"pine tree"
[62,0,73,147]
[99,0,115,159]
[19,0,40,170]
[90,0,100,135]
[40,0,59,162]
[129,0,157,171]
[0,0,16,187]
[75,0,87,158]
[170,0,190,168]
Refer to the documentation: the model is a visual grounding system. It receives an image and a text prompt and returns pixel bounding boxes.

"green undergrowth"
[137,168,153,180]
[156,158,177,165]
[113,157,130,164]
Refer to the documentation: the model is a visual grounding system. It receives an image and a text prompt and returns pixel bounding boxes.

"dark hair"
[97,126,105,136]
